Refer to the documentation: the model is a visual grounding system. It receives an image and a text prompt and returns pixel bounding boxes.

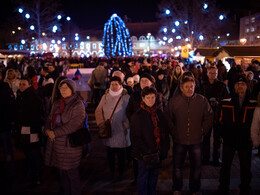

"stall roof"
[194,48,218,57]
[0,50,30,56]
[218,45,260,57]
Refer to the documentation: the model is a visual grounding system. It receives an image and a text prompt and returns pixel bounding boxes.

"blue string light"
[102,13,133,57]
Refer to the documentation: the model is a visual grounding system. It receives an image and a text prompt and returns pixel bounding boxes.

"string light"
[102,13,133,57]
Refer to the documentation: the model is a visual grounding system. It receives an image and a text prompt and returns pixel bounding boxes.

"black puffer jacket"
[130,107,170,160]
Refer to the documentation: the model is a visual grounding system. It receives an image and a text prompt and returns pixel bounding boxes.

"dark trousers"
[22,143,42,182]
[137,160,158,195]
[59,168,81,195]
[202,125,221,162]
[172,143,202,193]
[106,147,126,176]
[93,88,105,107]
[219,145,252,193]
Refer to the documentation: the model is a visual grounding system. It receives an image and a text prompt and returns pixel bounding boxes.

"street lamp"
[240,38,247,45]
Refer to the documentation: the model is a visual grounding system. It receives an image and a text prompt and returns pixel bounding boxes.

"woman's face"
[175,66,181,74]
[59,83,72,98]
[142,93,156,107]
[7,71,15,80]
[110,81,122,92]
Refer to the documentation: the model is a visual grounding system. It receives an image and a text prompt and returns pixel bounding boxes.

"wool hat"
[140,73,155,83]
[110,76,122,85]
[234,75,247,84]
[133,74,140,83]
[127,77,134,83]
[59,79,77,94]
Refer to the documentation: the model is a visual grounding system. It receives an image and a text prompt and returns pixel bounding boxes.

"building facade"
[240,13,260,45]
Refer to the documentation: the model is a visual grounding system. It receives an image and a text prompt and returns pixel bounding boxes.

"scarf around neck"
[140,101,160,148]
[109,87,123,97]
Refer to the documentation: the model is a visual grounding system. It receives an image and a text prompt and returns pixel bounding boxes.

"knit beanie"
[59,79,77,94]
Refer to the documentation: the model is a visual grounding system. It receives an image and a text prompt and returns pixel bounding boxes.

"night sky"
[0,0,259,30]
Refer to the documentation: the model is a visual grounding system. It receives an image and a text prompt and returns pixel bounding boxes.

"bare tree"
[157,0,231,47]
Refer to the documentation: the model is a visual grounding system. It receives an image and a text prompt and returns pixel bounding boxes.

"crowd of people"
[0,55,259,195]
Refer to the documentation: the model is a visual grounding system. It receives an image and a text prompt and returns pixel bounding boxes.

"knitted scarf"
[140,101,160,148]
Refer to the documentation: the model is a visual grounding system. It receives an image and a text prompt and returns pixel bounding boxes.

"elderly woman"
[95,76,130,181]
[130,86,170,195]
[44,79,85,195]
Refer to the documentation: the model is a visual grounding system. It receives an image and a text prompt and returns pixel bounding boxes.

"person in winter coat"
[4,68,20,97]
[15,76,43,187]
[44,79,85,195]
[198,66,230,166]
[169,64,183,99]
[89,62,108,107]
[95,76,130,181]
[130,86,170,195]
[251,93,260,156]
[165,75,213,195]
[155,69,170,108]
[216,75,257,195]
[0,71,15,193]
[126,73,163,185]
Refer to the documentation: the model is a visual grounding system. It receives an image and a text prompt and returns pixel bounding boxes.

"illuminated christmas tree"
[102,14,133,57]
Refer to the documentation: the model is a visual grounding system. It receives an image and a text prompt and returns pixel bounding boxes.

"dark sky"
[61,0,162,29]
[0,0,259,30]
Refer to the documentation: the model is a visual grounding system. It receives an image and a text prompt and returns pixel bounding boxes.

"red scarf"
[140,101,160,148]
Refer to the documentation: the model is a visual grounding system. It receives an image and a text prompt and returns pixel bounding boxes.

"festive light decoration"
[18,8,24,13]
[165,9,171,15]
[57,15,62,20]
[199,35,204,40]
[30,25,35,30]
[163,27,167,33]
[102,13,133,57]
[52,25,58,33]
[172,28,176,33]
[66,16,71,21]
[21,39,26,44]
[25,13,30,19]
[175,20,180,26]
[219,14,224,20]
[204,3,208,9]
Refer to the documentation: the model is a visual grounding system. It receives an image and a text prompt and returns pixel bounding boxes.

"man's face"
[19,80,31,92]
[180,81,195,97]
[207,68,218,81]
[234,81,247,96]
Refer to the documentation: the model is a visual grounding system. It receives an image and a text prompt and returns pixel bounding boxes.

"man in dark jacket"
[166,74,213,195]
[216,75,257,195]
[15,77,43,187]
[198,66,229,166]
[0,71,15,192]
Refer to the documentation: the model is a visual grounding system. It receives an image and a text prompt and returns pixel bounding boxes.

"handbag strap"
[109,94,123,121]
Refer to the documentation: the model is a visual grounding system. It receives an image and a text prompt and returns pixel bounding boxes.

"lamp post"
[146,33,151,56]
[240,38,247,45]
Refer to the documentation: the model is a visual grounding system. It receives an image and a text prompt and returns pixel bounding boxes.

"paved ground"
[0,70,260,195]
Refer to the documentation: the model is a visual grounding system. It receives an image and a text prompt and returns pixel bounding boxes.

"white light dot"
[165,9,170,15]
[25,13,30,19]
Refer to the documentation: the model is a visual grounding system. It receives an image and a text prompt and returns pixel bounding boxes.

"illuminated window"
[250,36,254,42]
[62,44,66,50]
[139,36,146,40]
[251,27,255,32]
[86,43,90,49]
[251,17,255,23]
[133,43,136,48]
[139,43,145,47]
[93,43,96,49]
[245,18,249,24]
[246,28,250,33]
[131,36,137,41]
[74,43,78,49]
[99,43,103,49]
[20,45,24,50]
[30,45,34,50]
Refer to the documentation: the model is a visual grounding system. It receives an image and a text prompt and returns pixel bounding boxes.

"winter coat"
[156,78,170,105]
[0,81,15,132]
[251,107,260,147]
[130,107,170,160]
[95,89,130,148]
[166,93,214,145]
[15,87,43,145]
[218,93,257,148]
[44,94,85,170]
[90,65,107,89]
